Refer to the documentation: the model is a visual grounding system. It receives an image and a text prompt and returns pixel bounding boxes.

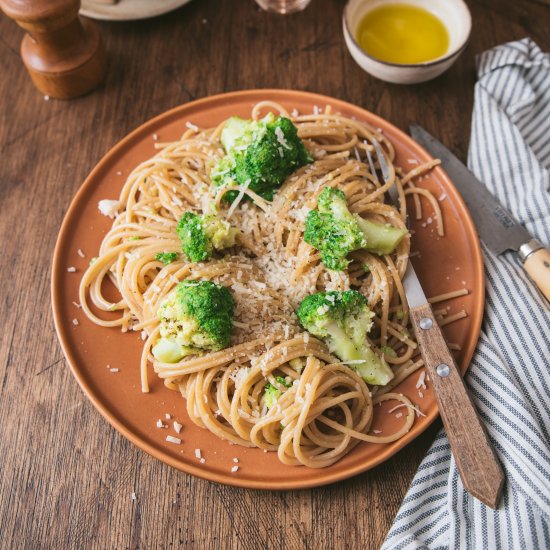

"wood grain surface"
[1,1,548,548]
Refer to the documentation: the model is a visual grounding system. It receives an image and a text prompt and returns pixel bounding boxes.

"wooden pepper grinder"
[0,0,107,99]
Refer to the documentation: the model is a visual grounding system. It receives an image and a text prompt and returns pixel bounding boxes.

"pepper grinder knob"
[0,0,107,99]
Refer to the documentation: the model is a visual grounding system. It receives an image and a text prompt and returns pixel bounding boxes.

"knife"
[370,139,505,509]
[410,124,550,303]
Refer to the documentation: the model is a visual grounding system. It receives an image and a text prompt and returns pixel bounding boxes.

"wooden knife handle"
[523,246,550,303]
[409,303,505,508]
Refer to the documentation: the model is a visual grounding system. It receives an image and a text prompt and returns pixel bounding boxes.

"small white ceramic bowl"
[343,0,472,84]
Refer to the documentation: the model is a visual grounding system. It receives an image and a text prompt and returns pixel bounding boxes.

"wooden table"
[1,1,548,548]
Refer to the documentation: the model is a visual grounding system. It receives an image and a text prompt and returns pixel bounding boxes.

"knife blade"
[370,139,504,508]
[410,124,550,302]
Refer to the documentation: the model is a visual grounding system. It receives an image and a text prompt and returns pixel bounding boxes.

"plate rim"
[51,89,485,489]
[80,0,193,22]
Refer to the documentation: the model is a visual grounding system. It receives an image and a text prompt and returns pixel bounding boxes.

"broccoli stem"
[353,345,394,386]
[355,216,407,256]
[326,322,361,362]
[152,338,196,363]
[326,322,394,386]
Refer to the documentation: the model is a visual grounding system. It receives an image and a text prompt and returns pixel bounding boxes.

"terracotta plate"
[52,90,484,489]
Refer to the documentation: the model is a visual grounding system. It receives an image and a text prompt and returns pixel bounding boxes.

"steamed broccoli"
[152,280,235,363]
[211,113,312,202]
[264,376,292,409]
[296,290,393,386]
[304,187,407,271]
[177,212,239,262]
[155,252,178,265]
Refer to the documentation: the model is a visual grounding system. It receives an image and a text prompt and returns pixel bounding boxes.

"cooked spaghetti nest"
[80,101,443,468]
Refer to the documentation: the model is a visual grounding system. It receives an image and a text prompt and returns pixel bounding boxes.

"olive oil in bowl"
[356,3,450,64]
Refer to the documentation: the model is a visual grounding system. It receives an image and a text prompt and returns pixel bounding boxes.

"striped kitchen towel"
[382,38,550,550]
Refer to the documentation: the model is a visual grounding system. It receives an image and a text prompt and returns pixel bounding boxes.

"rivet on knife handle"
[519,239,550,302]
[410,303,505,509]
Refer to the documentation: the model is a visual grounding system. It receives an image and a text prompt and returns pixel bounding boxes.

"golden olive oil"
[356,3,450,64]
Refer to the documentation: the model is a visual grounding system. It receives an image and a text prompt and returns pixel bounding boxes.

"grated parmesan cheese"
[227,179,251,218]
[173,421,182,433]
[230,367,250,389]
[98,199,119,218]
[67,267,76,273]
[166,435,181,444]
[415,371,427,390]
[231,466,239,473]
[274,126,291,149]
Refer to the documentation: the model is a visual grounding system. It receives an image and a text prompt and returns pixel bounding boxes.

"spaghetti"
[80,102,460,468]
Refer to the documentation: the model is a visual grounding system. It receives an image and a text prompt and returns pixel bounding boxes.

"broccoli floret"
[304,187,407,270]
[156,252,178,265]
[211,113,312,202]
[176,212,239,262]
[296,290,394,386]
[220,116,254,152]
[304,207,366,271]
[152,280,234,363]
[264,376,292,409]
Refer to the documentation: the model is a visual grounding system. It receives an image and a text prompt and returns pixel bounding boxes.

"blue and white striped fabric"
[382,38,550,550]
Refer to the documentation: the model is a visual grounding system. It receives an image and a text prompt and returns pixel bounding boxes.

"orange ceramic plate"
[52,90,484,489]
